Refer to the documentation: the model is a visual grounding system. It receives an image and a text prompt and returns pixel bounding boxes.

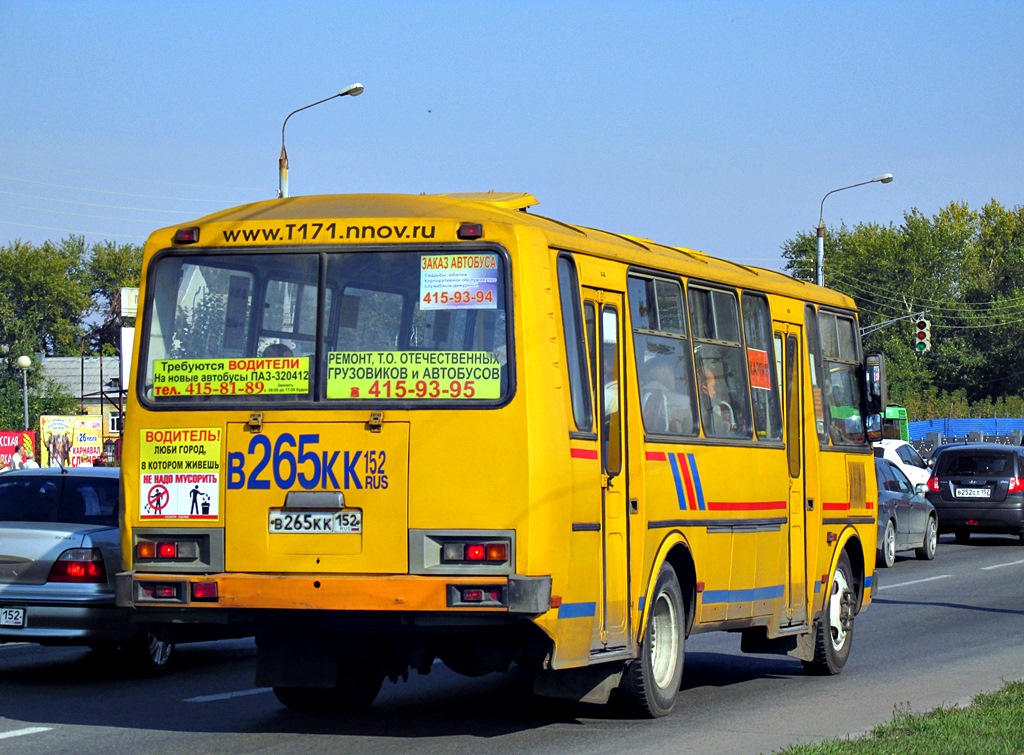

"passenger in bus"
[641,357,693,434]
[698,362,738,436]
[261,343,293,358]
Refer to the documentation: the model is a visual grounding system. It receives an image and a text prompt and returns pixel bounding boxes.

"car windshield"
[937,451,1015,478]
[0,475,119,526]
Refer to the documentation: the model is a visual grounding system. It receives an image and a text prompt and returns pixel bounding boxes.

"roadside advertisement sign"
[0,430,38,468]
[39,416,103,467]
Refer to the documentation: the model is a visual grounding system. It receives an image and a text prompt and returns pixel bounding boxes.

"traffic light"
[914,318,931,353]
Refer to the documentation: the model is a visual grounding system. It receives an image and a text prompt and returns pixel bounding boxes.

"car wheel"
[955,529,971,544]
[618,562,685,718]
[126,630,174,676]
[878,520,896,568]
[802,552,855,676]
[916,516,938,560]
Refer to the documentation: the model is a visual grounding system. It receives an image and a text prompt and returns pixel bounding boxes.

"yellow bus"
[118,191,882,717]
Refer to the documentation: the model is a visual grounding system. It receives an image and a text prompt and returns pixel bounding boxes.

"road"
[2,534,1023,754]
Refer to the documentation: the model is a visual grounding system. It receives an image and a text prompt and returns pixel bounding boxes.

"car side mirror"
[915,483,928,495]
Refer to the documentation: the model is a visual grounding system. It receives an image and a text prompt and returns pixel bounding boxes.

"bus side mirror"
[866,413,883,443]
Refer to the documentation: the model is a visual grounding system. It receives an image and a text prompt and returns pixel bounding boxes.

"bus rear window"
[140,248,510,405]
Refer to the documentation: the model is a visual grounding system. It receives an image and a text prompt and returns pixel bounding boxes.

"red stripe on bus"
[706,501,787,511]
[822,502,850,511]
[646,451,668,461]
[570,448,599,460]
[677,453,698,511]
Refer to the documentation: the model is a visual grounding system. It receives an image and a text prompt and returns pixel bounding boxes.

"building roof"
[40,356,124,402]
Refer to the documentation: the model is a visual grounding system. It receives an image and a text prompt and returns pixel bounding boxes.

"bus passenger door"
[585,290,630,650]
[781,327,808,625]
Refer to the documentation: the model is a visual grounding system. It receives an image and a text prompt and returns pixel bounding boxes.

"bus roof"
[154,191,856,311]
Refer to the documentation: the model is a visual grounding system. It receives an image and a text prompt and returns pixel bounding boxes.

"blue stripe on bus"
[701,585,785,604]
[667,452,689,510]
[865,575,873,589]
[557,602,597,619]
[638,595,646,613]
[687,453,706,510]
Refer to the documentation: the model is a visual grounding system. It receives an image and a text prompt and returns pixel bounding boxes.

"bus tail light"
[192,582,219,601]
[135,538,200,563]
[48,548,106,583]
[173,227,200,244]
[442,540,509,564]
[448,584,506,607]
[457,223,484,240]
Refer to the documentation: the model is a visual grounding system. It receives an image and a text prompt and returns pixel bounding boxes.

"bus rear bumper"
[117,571,551,615]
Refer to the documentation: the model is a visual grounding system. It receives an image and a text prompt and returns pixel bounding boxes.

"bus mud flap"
[740,626,815,662]
[533,663,625,704]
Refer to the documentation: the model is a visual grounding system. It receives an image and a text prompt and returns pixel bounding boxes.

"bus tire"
[802,551,855,676]
[619,563,685,718]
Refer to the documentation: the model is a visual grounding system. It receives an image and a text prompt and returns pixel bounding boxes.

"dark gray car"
[875,458,938,567]
[0,467,173,673]
[924,443,1024,544]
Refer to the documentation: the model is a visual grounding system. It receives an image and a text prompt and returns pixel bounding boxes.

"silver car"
[875,458,938,568]
[0,467,173,673]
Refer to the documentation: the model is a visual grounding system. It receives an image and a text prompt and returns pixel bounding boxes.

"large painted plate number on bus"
[227,433,388,491]
[268,509,362,534]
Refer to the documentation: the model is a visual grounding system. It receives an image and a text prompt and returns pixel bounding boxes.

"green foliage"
[0,236,142,431]
[782,200,1024,420]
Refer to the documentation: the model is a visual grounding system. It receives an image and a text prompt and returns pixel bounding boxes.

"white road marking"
[0,727,53,740]
[981,559,1024,571]
[184,687,272,703]
[877,574,952,590]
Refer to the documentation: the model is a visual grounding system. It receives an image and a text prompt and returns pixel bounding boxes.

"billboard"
[0,430,38,468]
[39,415,103,467]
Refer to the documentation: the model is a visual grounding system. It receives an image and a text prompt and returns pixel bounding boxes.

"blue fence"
[909,418,1024,442]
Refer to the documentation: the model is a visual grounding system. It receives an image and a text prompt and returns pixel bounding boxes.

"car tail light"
[48,548,106,583]
[1009,477,1024,493]
[926,476,940,493]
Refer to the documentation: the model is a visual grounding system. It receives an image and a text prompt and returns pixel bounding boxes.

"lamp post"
[816,173,893,286]
[17,355,30,430]
[278,82,365,199]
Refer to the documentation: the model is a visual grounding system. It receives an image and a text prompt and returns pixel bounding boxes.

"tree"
[781,200,1024,420]
[86,240,143,355]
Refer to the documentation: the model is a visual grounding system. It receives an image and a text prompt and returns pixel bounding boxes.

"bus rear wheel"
[619,563,685,718]
[802,551,855,676]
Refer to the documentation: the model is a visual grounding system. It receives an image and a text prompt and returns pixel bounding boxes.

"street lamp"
[17,355,30,430]
[816,173,893,286]
[278,82,365,199]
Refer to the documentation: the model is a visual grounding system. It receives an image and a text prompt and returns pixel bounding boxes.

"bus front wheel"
[619,563,685,718]
[802,551,855,676]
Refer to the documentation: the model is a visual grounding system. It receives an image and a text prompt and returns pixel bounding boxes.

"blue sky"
[2,1,1021,271]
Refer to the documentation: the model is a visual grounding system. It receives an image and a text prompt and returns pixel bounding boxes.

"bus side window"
[557,254,593,432]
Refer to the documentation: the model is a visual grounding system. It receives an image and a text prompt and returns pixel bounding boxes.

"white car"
[873,439,931,487]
